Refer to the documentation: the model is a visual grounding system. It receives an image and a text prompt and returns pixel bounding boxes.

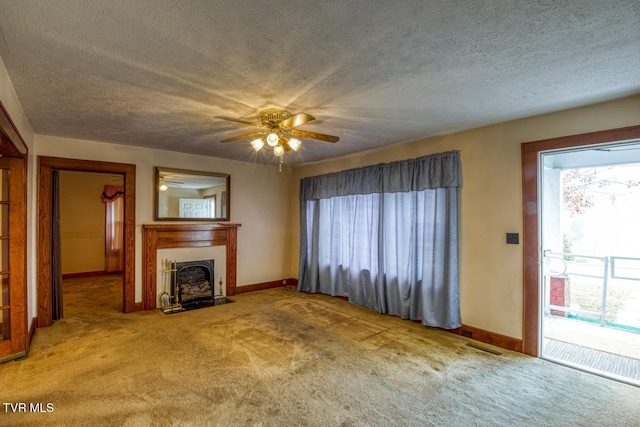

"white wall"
[33,135,293,311]
[291,94,640,340]
[59,171,115,274]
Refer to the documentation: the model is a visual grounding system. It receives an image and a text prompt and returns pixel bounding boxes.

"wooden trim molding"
[37,157,136,327]
[0,348,25,364]
[0,103,28,361]
[521,125,640,356]
[142,223,241,310]
[235,278,296,294]
[0,100,28,157]
[61,271,108,280]
[0,157,28,359]
[459,325,523,353]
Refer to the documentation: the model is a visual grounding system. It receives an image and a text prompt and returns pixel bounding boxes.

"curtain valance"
[300,150,459,201]
[101,185,124,202]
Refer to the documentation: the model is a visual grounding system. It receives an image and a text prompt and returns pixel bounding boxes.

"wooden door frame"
[0,157,27,361]
[37,157,136,327]
[522,125,640,356]
[0,100,28,361]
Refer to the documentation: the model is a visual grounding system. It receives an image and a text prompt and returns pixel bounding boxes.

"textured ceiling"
[0,1,639,166]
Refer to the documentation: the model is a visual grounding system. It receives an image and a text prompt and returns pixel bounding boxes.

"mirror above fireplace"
[155,167,230,221]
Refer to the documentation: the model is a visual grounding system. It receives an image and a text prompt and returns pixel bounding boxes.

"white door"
[178,198,210,218]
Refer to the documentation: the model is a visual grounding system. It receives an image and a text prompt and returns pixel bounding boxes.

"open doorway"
[37,156,136,327]
[523,125,640,387]
[59,171,124,317]
[539,144,640,385]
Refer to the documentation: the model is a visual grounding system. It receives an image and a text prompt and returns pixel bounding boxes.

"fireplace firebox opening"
[161,259,232,314]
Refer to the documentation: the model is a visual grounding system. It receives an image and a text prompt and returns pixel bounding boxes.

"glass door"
[538,142,640,386]
[0,156,27,362]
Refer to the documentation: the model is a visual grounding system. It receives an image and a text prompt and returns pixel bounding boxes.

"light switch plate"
[506,233,519,244]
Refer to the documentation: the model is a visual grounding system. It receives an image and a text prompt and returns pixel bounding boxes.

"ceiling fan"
[215,109,339,157]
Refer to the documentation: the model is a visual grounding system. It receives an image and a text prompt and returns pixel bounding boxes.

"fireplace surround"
[142,223,240,310]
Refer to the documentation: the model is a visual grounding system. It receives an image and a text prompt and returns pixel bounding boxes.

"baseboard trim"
[236,278,297,294]
[62,270,107,279]
[134,302,143,312]
[458,325,523,353]
[0,351,26,364]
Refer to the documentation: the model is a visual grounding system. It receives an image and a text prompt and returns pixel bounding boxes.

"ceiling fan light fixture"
[266,132,279,146]
[216,109,339,168]
[287,138,301,151]
[251,138,265,151]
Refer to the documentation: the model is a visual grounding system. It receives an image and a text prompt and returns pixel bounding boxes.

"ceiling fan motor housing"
[216,109,338,146]
[260,109,291,128]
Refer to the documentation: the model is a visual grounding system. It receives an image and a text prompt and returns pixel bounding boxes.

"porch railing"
[543,251,640,328]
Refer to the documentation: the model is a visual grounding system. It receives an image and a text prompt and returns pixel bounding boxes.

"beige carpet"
[1,276,639,426]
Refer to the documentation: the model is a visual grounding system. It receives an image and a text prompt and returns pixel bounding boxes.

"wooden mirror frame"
[154,167,230,221]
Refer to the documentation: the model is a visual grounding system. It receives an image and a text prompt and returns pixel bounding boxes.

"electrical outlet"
[282,279,287,285]
[461,329,472,338]
[506,233,519,244]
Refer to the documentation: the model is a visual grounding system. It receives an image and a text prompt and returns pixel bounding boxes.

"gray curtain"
[298,151,460,329]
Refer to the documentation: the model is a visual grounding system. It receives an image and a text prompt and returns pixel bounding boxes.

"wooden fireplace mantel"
[142,223,241,310]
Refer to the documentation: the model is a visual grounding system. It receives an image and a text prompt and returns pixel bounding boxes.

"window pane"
[0,240,7,271]
[1,273,8,306]
[0,169,8,202]
[0,204,8,236]
[0,308,9,341]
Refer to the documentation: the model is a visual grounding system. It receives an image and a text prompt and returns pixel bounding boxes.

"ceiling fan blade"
[220,131,264,143]
[280,112,315,129]
[215,116,262,127]
[289,129,339,143]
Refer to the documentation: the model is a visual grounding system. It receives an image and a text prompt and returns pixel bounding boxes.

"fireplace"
[161,258,233,314]
[142,223,240,311]
[174,260,215,307]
